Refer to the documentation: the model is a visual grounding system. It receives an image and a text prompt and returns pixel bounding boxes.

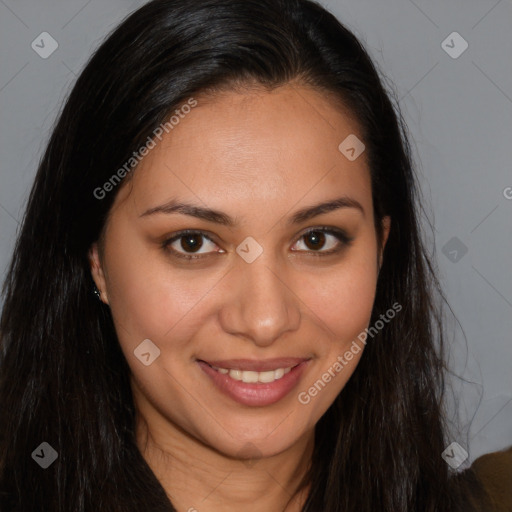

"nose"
[218,253,301,347]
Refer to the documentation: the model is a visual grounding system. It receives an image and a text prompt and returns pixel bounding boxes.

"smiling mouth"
[202,361,299,384]
[197,358,311,407]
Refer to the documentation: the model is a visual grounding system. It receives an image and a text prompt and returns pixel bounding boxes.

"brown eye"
[162,230,221,260]
[179,233,204,253]
[303,230,326,250]
[291,227,353,256]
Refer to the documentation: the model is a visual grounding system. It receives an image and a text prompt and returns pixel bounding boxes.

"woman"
[0,0,508,510]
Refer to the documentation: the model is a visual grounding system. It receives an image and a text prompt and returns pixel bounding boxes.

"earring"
[92,283,102,300]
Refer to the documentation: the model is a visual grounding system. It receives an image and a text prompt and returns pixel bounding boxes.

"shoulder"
[470,446,512,512]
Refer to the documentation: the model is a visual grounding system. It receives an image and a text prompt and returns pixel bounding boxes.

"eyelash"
[161,227,354,261]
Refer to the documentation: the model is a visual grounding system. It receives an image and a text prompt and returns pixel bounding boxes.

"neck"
[135,410,313,512]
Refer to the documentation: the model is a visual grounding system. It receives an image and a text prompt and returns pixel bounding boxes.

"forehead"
[112,84,372,220]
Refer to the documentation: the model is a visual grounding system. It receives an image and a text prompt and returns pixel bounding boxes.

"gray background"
[0,0,511,465]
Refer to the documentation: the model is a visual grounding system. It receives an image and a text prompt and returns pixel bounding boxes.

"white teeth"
[211,365,294,383]
[229,369,243,380]
[274,368,284,379]
[240,371,259,383]
[258,370,276,383]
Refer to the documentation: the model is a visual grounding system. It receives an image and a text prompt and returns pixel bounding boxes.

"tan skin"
[89,83,391,512]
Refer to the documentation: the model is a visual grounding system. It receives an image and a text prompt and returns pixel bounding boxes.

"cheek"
[295,245,378,414]
[295,261,376,418]
[299,248,378,343]
[102,230,212,347]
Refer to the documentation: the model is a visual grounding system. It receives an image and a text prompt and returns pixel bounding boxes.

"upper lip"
[199,357,309,372]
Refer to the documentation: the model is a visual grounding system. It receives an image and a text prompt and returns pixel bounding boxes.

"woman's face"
[90,83,390,460]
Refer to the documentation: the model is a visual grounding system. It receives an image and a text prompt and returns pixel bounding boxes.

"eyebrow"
[139,195,365,226]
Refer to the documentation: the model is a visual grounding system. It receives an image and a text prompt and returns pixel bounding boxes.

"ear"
[378,215,391,273]
[88,242,109,305]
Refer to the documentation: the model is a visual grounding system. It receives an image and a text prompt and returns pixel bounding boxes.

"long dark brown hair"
[0,0,487,510]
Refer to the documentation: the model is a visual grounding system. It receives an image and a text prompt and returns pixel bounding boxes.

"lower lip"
[197,360,310,407]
